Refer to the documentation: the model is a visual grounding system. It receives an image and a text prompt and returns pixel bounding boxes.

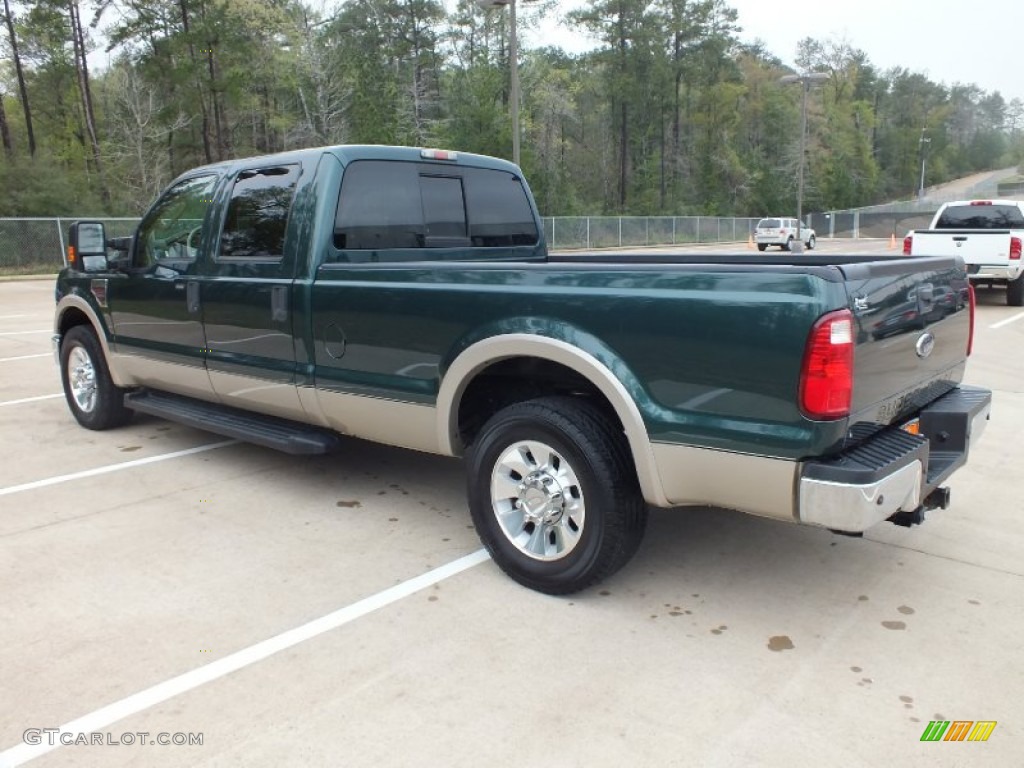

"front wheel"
[466,396,647,594]
[1007,274,1024,306]
[806,235,816,250]
[60,326,132,430]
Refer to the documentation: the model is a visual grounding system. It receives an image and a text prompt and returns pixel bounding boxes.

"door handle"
[271,285,288,323]
[186,281,200,314]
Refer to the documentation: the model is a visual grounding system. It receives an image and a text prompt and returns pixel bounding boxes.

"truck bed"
[313,252,971,460]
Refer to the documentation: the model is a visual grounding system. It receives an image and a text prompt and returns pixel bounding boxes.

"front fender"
[54,292,127,387]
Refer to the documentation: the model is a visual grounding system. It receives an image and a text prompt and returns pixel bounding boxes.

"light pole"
[476,0,536,168]
[918,129,931,200]
[779,72,829,253]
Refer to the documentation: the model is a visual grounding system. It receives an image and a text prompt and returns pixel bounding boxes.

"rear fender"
[437,331,670,507]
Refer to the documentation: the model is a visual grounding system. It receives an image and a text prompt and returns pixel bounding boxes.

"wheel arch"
[55,295,127,387]
[437,334,670,506]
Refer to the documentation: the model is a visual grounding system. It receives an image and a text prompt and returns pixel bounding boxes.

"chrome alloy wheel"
[67,345,98,413]
[489,440,586,561]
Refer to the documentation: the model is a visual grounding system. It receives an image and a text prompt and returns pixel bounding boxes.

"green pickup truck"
[53,145,991,594]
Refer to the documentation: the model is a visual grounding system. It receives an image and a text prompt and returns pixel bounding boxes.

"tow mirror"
[68,220,108,272]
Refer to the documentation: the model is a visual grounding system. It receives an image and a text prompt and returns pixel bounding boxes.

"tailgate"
[911,229,1012,267]
[841,256,971,439]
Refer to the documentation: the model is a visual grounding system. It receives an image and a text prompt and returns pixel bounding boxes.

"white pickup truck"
[903,199,1024,306]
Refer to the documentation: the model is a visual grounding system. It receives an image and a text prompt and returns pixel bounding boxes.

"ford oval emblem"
[915,332,935,359]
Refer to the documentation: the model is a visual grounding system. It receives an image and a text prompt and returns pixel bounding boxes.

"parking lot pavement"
[1,277,1022,767]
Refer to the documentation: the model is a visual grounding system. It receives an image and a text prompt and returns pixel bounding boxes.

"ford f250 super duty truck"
[53,145,991,594]
[904,199,1024,306]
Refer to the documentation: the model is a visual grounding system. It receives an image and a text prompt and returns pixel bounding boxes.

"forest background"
[1,0,1021,217]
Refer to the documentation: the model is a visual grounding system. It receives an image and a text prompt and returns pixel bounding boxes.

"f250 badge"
[916,332,935,358]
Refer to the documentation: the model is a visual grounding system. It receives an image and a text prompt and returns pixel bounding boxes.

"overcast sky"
[521,0,1023,103]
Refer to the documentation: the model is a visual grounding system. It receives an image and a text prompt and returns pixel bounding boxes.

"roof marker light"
[420,149,458,161]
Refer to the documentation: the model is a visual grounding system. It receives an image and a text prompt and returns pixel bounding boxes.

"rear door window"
[218,165,301,260]
[935,204,1024,229]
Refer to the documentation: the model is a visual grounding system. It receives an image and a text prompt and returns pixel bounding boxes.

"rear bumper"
[798,386,991,532]
[968,264,1022,281]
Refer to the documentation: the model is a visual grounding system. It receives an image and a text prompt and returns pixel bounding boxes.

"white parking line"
[0,329,50,336]
[989,311,1024,330]
[0,353,50,363]
[0,440,238,497]
[0,314,33,319]
[0,548,491,767]
[0,394,63,407]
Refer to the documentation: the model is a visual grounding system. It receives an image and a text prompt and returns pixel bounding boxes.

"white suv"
[755,218,816,251]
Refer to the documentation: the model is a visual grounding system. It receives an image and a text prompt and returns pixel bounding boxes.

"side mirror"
[68,221,108,272]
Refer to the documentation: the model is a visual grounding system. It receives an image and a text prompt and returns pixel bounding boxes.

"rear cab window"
[935,204,1024,229]
[758,219,780,229]
[330,159,539,261]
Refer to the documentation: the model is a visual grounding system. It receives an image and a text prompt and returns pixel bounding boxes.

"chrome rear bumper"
[798,386,991,533]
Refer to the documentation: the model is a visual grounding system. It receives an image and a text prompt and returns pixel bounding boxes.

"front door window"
[135,175,219,268]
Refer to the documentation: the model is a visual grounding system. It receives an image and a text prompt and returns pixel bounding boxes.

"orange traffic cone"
[747,233,756,250]
[888,233,897,250]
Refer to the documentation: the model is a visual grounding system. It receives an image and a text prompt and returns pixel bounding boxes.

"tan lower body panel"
[208,370,309,422]
[110,353,219,403]
[316,389,440,455]
[650,442,799,521]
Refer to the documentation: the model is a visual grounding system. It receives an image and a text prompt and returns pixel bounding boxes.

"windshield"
[935,204,1024,229]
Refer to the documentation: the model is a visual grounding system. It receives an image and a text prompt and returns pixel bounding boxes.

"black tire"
[783,237,793,252]
[60,325,133,430]
[806,235,816,250]
[1007,274,1024,307]
[757,244,767,252]
[466,396,647,594]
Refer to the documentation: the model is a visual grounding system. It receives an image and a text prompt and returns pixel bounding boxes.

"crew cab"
[903,199,1024,306]
[53,145,991,594]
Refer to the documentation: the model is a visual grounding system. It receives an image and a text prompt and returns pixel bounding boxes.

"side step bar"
[125,390,342,455]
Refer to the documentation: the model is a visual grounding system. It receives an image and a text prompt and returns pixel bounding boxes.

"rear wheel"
[60,326,132,430]
[757,244,767,252]
[1007,274,1024,306]
[466,396,647,594]
[783,237,793,252]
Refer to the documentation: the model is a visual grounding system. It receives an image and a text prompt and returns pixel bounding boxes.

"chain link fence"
[0,218,140,274]
[544,216,762,250]
[2,215,767,272]
[808,210,937,240]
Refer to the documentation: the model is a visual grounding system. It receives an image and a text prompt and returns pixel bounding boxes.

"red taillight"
[780,229,787,235]
[903,235,912,255]
[967,284,976,356]
[800,309,854,419]
[1010,236,1021,260]
[969,200,993,206]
